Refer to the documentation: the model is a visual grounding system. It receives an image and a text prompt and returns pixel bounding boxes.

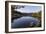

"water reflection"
[11,16,40,28]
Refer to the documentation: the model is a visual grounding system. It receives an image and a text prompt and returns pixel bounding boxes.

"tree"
[11,5,25,22]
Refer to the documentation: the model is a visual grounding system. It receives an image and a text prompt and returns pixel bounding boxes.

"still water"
[11,16,40,28]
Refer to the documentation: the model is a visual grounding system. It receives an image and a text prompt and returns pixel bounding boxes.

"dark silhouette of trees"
[11,5,25,22]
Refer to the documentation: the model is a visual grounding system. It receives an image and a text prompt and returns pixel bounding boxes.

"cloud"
[14,6,42,13]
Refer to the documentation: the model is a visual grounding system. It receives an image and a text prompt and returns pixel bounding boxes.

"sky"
[14,5,42,13]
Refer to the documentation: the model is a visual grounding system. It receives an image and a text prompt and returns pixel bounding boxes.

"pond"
[11,16,40,28]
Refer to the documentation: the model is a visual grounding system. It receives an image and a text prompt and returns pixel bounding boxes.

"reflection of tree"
[32,11,41,27]
[11,5,25,22]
